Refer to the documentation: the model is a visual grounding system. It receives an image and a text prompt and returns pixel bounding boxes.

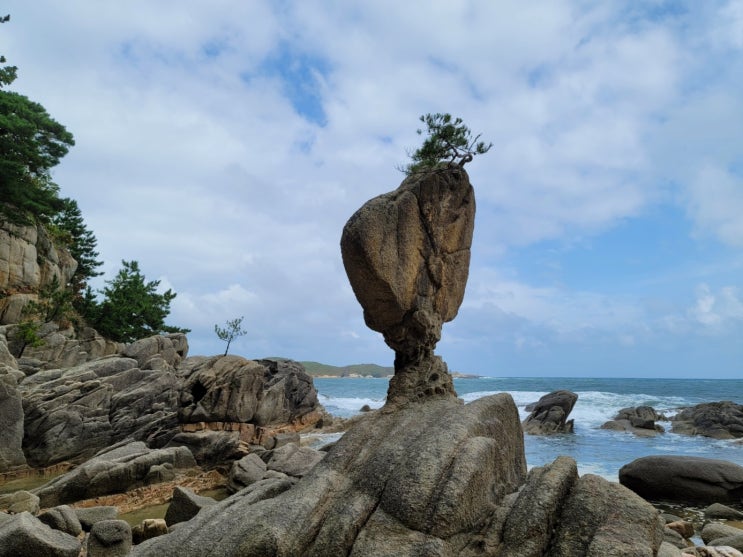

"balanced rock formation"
[341,166,475,406]
[619,455,743,505]
[522,390,578,435]
[671,401,743,439]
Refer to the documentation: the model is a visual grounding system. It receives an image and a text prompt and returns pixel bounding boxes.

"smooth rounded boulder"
[619,455,743,504]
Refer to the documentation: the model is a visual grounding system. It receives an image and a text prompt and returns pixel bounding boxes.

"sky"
[3,1,742,378]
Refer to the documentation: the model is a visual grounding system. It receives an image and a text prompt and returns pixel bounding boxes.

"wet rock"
[602,405,666,436]
[522,390,578,435]
[671,401,743,440]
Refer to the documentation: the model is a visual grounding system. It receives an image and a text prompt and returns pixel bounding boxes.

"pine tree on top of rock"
[402,113,492,175]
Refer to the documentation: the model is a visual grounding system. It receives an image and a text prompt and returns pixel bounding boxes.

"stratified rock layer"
[341,166,475,405]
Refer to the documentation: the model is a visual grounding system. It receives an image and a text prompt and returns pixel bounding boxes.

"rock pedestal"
[341,166,475,406]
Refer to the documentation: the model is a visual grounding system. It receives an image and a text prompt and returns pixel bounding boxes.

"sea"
[312,376,743,482]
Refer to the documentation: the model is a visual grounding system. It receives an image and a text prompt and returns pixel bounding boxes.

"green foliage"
[24,275,74,323]
[14,319,43,358]
[0,16,17,88]
[214,316,247,356]
[85,260,190,343]
[51,198,103,298]
[403,113,492,175]
[0,14,74,225]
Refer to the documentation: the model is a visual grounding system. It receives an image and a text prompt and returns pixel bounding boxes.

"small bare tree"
[214,316,247,356]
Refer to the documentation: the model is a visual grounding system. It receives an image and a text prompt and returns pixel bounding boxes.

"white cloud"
[3,1,742,374]
[686,164,743,247]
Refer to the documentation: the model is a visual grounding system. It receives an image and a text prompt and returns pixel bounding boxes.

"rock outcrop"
[619,455,743,505]
[601,405,666,436]
[671,401,743,439]
[33,441,197,508]
[341,166,475,406]
[0,373,26,470]
[522,390,578,435]
[12,332,323,468]
[132,393,664,556]
[0,511,81,557]
[0,219,78,325]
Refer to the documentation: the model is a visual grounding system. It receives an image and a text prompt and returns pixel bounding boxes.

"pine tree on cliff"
[89,260,190,343]
[403,113,492,175]
[0,15,75,225]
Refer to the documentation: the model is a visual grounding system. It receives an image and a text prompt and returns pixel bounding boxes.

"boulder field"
[134,393,665,557]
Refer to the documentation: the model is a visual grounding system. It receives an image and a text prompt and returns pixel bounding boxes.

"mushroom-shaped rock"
[341,166,475,405]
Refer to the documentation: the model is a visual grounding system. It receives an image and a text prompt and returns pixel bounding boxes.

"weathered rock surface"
[87,519,132,557]
[0,511,81,557]
[132,393,663,557]
[0,489,39,514]
[601,405,666,436]
[0,373,26,471]
[37,505,83,537]
[619,455,743,504]
[163,486,217,526]
[0,219,78,325]
[8,322,121,373]
[262,443,325,478]
[671,401,743,439]
[179,356,318,426]
[33,441,197,507]
[74,506,119,531]
[696,546,743,557]
[702,523,743,545]
[227,453,268,493]
[341,167,475,406]
[12,332,323,468]
[706,503,743,520]
[522,390,578,435]
[132,518,168,544]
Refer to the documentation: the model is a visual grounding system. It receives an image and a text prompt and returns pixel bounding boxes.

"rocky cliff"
[0,331,324,472]
[0,219,78,324]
